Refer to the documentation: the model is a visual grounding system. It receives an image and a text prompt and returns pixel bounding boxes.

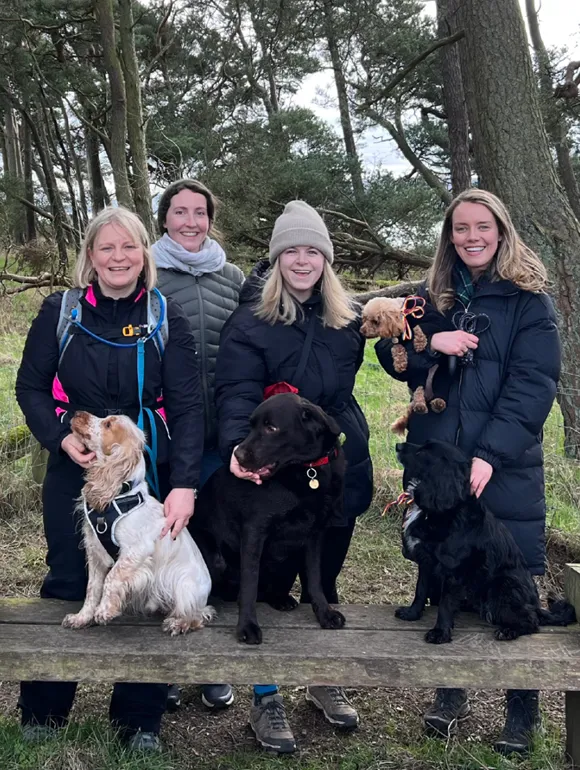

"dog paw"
[494,627,520,641]
[62,613,93,629]
[236,621,262,645]
[430,398,446,414]
[318,608,346,630]
[163,616,203,636]
[413,402,428,414]
[268,595,299,612]
[395,605,422,621]
[425,628,452,644]
[93,606,117,626]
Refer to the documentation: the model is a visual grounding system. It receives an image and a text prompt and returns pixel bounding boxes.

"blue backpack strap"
[147,288,169,357]
[57,287,83,365]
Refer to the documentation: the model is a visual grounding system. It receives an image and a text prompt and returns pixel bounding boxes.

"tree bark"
[524,0,580,221]
[457,0,580,456]
[21,121,37,241]
[321,0,365,204]
[437,0,471,194]
[94,0,134,210]
[118,0,154,236]
[84,119,109,212]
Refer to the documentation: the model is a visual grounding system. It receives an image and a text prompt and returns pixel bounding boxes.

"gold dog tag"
[309,478,319,490]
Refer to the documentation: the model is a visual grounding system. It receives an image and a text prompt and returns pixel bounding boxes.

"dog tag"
[309,478,320,490]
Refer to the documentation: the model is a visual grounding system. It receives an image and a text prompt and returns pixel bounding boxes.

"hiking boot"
[249,693,296,754]
[124,731,162,752]
[21,724,59,743]
[201,684,234,710]
[167,684,181,712]
[424,688,470,737]
[306,686,359,730]
[494,689,541,756]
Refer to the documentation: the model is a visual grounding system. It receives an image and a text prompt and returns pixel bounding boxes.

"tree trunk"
[60,97,89,230]
[21,121,37,241]
[94,0,134,210]
[118,0,154,237]
[457,0,580,456]
[437,0,471,194]
[524,0,580,221]
[321,0,365,204]
[84,119,109,212]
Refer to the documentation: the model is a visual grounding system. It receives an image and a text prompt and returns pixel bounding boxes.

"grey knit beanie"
[269,201,334,264]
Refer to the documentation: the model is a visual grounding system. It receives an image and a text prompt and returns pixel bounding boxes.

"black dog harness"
[83,481,145,560]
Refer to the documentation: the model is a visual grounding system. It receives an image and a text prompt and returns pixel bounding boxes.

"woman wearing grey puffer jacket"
[152,178,243,712]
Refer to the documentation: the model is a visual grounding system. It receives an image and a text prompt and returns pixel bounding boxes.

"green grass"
[0,293,579,769]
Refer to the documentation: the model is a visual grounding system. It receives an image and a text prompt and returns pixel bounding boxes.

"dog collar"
[303,445,340,490]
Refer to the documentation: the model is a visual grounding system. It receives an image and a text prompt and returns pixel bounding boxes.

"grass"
[0,291,579,768]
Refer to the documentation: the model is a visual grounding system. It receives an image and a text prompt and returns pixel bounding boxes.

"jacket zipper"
[454,298,469,447]
[194,277,210,425]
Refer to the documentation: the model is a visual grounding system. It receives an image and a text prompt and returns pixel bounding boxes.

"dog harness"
[83,481,145,560]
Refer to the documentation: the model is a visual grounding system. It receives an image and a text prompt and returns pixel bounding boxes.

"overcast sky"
[294,0,580,174]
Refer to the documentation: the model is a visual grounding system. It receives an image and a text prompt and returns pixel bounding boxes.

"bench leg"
[566,692,580,766]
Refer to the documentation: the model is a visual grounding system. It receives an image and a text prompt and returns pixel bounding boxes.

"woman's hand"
[431,330,479,356]
[230,447,263,485]
[470,457,493,498]
[61,433,95,468]
[161,487,196,539]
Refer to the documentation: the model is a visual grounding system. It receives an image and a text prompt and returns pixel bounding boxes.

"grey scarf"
[152,233,226,276]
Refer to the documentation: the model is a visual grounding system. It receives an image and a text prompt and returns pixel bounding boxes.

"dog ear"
[300,403,341,450]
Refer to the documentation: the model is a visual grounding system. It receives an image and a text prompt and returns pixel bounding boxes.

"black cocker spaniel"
[394,439,576,643]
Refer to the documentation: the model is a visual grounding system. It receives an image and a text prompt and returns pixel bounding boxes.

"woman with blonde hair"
[16,206,203,751]
[377,188,560,755]
[214,200,373,754]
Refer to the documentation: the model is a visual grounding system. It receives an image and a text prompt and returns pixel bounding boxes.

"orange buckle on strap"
[382,491,414,517]
[401,295,426,341]
[122,325,136,337]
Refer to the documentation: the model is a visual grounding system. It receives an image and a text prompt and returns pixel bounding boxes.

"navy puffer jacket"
[215,264,373,522]
[376,277,560,575]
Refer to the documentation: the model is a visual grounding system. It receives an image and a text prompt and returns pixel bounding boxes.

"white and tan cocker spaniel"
[62,411,214,635]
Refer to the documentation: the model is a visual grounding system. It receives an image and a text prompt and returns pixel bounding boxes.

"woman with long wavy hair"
[377,188,560,756]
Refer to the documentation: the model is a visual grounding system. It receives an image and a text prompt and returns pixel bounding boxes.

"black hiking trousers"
[18,452,169,737]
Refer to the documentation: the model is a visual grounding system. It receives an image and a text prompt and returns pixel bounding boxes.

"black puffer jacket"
[376,278,560,574]
[215,262,373,521]
[16,281,204,489]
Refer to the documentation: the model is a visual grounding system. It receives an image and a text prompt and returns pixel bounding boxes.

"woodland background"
[1,2,580,768]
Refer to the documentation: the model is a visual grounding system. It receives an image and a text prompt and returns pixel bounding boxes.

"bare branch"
[352,280,425,304]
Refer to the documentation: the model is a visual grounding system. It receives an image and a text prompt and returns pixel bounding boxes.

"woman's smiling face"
[450,201,502,278]
[278,246,325,302]
[88,223,144,298]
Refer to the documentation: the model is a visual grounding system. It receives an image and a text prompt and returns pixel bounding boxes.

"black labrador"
[394,439,576,643]
[190,392,346,644]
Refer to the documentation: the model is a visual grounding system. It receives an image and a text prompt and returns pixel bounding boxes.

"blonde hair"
[74,207,157,291]
[255,260,357,328]
[428,189,548,312]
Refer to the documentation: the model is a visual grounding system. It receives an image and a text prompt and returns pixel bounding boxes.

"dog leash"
[382,491,414,517]
[401,296,426,341]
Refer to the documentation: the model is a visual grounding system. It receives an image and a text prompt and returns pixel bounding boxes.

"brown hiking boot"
[249,693,296,754]
[306,686,359,730]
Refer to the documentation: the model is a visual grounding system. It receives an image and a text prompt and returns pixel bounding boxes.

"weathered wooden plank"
[1,599,576,634]
[565,564,580,619]
[566,691,580,767]
[2,622,580,689]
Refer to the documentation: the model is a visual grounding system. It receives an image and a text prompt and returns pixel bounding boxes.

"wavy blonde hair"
[255,260,357,328]
[428,189,548,312]
[74,207,157,290]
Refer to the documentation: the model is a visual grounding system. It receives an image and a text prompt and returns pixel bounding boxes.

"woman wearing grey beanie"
[214,200,373,754]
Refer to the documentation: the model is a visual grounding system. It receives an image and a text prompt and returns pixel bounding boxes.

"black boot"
[423,688,470,737]
[494,689,541,756]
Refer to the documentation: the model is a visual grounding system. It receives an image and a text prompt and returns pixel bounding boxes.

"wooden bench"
[2,565,580,764]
